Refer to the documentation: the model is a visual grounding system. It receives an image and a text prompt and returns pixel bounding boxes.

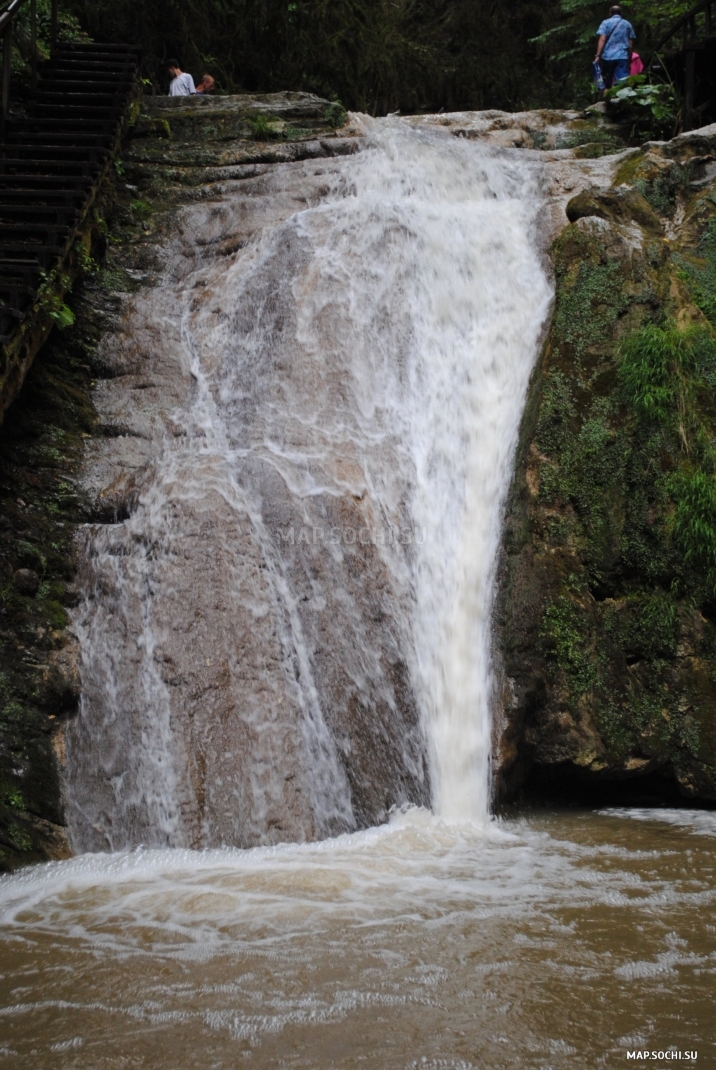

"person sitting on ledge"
[167,59,196,96]
[195,73,215,94]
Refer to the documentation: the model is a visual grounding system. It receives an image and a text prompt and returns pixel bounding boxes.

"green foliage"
[325,102,347,128]
[616,323,714,594]
[48,303,75,329]
[541,594,596,693]
[247,112,282,139]
[678,214,716,326]
[618,320,695,421]
[618,321,716,589]
[554,124,625,154]
[670,469,716,575]
[8,822,32,852]
[553,248,626,358]
[10,0,91,87]
[130,199,152,217]
[635,164,689,218]
[37,271,76,330]
[605,75,677,137]
[3,787,24,810]
[603,590,678,660]
[63,0,562,114]
[74,239,99,277]
[619,320,716,446]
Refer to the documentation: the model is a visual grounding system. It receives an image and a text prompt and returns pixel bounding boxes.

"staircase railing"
[0,0,58,118]
[647,0,714,132]
[649,0,713,57]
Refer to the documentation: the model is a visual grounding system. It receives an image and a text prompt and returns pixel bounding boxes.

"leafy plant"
[605,74,677,136]
[619,320,716,588]
[325,102,347,128]
[670,469,716,576]
[47,302,75,329]
[618,320,696,425]
[247,112,282,139]
[37,270,75,330]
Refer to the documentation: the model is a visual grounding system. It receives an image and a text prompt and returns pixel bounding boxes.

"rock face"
[125,91,359,180]
[496,125,716,805]
[67,100,625,852]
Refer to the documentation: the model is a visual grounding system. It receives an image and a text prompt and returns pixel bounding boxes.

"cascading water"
[64,119,552,850]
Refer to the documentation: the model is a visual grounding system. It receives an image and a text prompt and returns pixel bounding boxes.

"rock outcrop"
[496,125,716,806]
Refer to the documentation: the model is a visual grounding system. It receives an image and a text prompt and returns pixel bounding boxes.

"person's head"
[609,4,622,15]
[197,73,215,92]
[166,58,182,77]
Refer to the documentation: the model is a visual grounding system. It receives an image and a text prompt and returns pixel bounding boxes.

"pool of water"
[0,807,714,1068]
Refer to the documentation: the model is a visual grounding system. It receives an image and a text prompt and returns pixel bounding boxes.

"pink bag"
[630,52,644,76]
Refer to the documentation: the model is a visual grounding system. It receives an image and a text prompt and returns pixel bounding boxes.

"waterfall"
[64,118,552,850]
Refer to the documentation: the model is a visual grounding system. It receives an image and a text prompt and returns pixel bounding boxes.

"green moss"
[527,129,548,149]
[8,822,32,852]
[634,165,689,219]
[555,126,625,154]
[551,234,628,360]
[130,199,152,218]
[613,151,643,187]
[540,594,596,694]
[596,700,635,759]
[677,216,716,326]
[602,592,678,661]
[325,102,347,129]
[535,372,575,456]
[3,786,24,809]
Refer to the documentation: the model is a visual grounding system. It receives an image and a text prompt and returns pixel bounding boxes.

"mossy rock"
[566,186,662,234]
[496,137,716,806]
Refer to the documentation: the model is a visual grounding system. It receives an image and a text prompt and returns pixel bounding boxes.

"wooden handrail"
[649,0,713,57]
[0,0,32,36]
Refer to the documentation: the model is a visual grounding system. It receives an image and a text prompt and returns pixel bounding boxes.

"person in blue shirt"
[595,5,636,88]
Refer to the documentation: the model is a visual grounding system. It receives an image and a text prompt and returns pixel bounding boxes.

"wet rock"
[566,185,662,232]
[124,92,360,181]
[45,641,82,713]
[12,569,39,596]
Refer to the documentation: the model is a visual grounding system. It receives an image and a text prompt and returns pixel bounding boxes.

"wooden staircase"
[0,42,139,344]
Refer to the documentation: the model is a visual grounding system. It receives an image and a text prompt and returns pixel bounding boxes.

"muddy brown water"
[0,807,713,1068]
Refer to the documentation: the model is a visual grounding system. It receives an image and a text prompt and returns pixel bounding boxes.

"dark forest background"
[60,0,694,114]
